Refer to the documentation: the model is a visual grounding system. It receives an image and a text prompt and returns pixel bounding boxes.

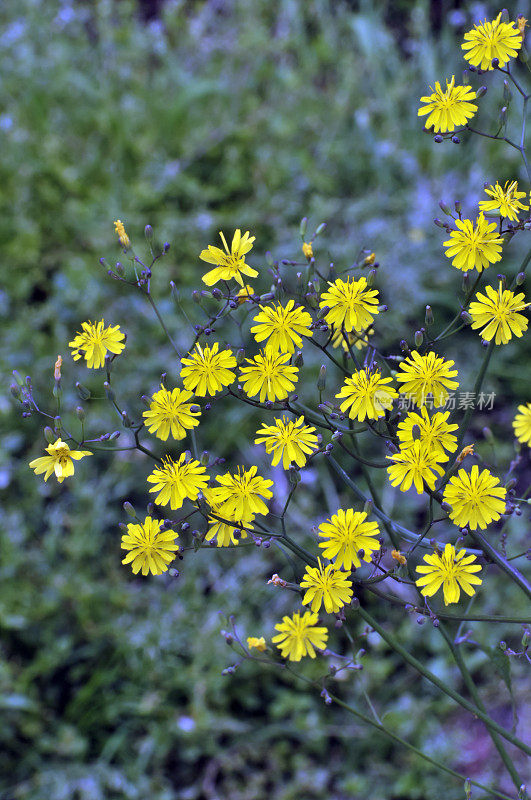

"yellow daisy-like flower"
[203,488,254,547]
[417,75,477,133]
[387,440,447,494]
[513,402,531,446]
[29,438,91,484]
[239,350,299,403]
[247,636,267,652]
[114,219,130,248]
[318,508,380,571]
[147,454,209,511]
[180,342,237,397]
[462,13,522,70]
[331,327,373,352]
[121,516,179,576]
[235,284,255,304]
[443,213,503,273]
[443,465,506,530]
[395,350,459,408]
[210,465,273,522]
[319,276,380,333]
[469,282,528,345]
[416,543,482,606]
[250,299,313,354]
[397,406,459,456]
[142,385,201,441]
[200,229,258,287]
[479,180,528,222]
[335,368,397,421]
[69,320,126,369]
[300,559,353,614]
[272,611,328,661]
[302,241,314,259]
[254,415,318,469]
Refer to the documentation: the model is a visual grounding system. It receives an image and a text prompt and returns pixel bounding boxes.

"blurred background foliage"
[1,0,530,798]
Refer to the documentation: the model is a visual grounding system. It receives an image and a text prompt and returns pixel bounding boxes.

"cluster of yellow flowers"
[26,18,531,664]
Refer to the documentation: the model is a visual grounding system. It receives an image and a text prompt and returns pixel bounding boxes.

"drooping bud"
[123,501,136,517]
[475,85,488,98]
[438,200,452,215]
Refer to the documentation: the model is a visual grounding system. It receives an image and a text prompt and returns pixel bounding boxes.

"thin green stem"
[355,605,531,755]
[469,529,531,601]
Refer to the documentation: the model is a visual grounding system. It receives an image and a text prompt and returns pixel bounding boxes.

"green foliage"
[1,1,530,798]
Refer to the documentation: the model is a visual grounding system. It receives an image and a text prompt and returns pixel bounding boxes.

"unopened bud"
[200,450,210,466]
[433,218,446,228]
[10,383,21,399]
[121,410,132,428]
[414,330,423,348]
[462,272,470,291]
[433,134,443,143]
[44,426,56,443]
[460,310,473,324]
[76,406,85,422]
[400,339,410,355]
[367,268,377,286]
[192,290,201,304]
[144,224,153,240]
[300,217,308,237]
[211,287,222,300]
[363,499,373,516]
[499,105,507,124]
[500,8,509,23]
[317,365,327,392]
[76,381,91,400]
[451,135,460,144]
[425,305,434,325]
[108,431,121,441]
[315,222,327,236]
[475,85,488,98]
[123,501,136,517]
[163,242,170,253]
[503,80,512,103]
[294,350,304,367]
[516,271,526,285]
[438,200,452,215]
[236,348,245,365]
[13,370,25,387]
[170,281,180,303]
[288,466,301,486]
[505,477,517,490]
[103,382,115,402]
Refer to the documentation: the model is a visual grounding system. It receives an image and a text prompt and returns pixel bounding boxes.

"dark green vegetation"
[1,1,529,798]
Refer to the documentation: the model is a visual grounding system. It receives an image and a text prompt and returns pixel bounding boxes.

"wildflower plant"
[16,12,531,799]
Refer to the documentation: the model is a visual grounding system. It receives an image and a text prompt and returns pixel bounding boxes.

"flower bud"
[499,105,507,125]
[121,410,132,428]
[505,477,517,490]
[288,466,301,486]
[211,287,222,300]
[414,330,423,348]
[475,85,488,98]
[76,406,85,422]
[10,383,21,399]
[192,290,201,304]
[433,217,446,228]
[425,305,434,325]
[363,499,373,516]
[433,134,443,143]
[367,268,377,286]
[141,395,151,408]
[170,281,180,303]
[200,450,210,466]
[451,135,460,144]
[44,426,56,443]
[516,271,526,285]
[438,200,452,215]
[299,217,308,237]
[163,242,170,253]
[462,272,470,291]
[315,222,327,236]
[399,339,410,355]
[500,8,509,23]
[503,80,512,103]
[13,370,25,387]
[144,224,153,240]
[460,310,473,324]
[482,426,494,442]
[317,365,327,392]
[76,381,91,400]
[294,350,304,367]
[115,261,125,277]
[123,501,136,517]
[236,348,245,365]
[491,57,500,69]
[103,382,116,402]
[108,431,121,441]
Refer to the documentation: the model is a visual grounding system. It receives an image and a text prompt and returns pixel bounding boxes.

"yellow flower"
[180,342,237,397]
[417,75,477,133]
[200,229,258,287]
[300,559,353,614]
[395,350,459,408]
[203,487,254,547]
[456,444,475,464]
[114,219,130,248]
[479,180,528,222]
[142,385,201,441]
[391,549,407,565]
[397,406,459,455]
[443,465,506,530]
[69,320,126,369]
[469,282,528,345]
[387,440,447,494]
[272,611,328,661]
[318,508,380,571]
[29,438,91,483]
[443,212,503,273]
[254,415,318,469]
[250,299,313,354]
[319,276,379,333]
[517,16,528,37]
[513,402,531,446]
[235,285,255,304]
[302,241,314,259]
[247,636,267,652]
[330,327,373,352]
[416,544,482,606]
[335,368,397,421]
[121,516,179,576]
[210,465,273,521]
[239,350,299,403]
[147,454,209,510]
[462,13,522,70]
